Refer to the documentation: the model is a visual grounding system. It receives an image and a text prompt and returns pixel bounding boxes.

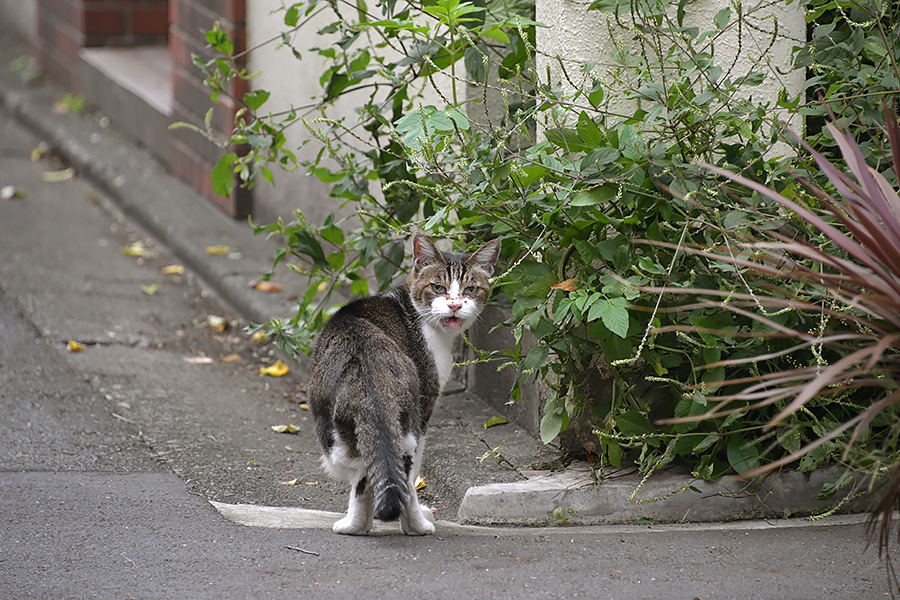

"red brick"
[84,9,126,36]
[133,6,170,36]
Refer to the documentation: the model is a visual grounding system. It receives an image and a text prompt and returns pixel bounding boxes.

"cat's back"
[313,286,414,354]
[307,286,423,395]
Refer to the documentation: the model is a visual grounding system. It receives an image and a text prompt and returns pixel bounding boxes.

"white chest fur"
[421,323,454,390]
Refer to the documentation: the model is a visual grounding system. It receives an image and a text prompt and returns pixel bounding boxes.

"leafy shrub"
[190,0,900,484]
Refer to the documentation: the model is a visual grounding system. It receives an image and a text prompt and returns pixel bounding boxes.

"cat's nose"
[447,297,462,312]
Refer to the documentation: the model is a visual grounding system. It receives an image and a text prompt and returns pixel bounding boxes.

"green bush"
[190,0,900,484]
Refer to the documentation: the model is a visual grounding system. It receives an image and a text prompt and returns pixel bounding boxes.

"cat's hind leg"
[399,434,435,536]
[324,437,374,535]
[333,475,374,535]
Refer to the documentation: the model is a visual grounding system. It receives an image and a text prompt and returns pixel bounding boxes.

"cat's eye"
[464,285,480,296]
[431,283,447,294]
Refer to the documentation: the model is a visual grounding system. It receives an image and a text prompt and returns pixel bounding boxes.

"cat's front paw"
[332,514,371,536]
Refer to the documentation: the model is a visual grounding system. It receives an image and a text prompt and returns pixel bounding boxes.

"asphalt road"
[0,76,896,599]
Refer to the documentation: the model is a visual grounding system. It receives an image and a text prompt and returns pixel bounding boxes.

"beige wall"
[535,0,805,148]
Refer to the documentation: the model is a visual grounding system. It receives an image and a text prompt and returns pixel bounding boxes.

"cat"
[307,234,501,535]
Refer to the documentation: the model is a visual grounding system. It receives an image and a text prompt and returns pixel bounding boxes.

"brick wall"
[37,0,169,91]
[170,0,251,217]
[34,0,253,218]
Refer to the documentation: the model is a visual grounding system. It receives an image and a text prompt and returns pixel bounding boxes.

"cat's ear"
[413,234,442,271]
[467,239,501,276]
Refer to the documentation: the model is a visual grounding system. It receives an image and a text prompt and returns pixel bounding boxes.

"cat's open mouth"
[442,316,462,330]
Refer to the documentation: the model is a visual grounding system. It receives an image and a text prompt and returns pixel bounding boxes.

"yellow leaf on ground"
[550,278,579,292]
[67,340,84,352]
[162,264,184,275]
[121,241,148,257]
[31,142,48,162]
[139,282,159,296]
[40,168,75,182]
[298,402,310,411]
[252,280,284,293]
[205,245,230,255]
[220,353,242,363]
[183,356,215,365]
[250,330,268,345]
[271,424,300,434]
[259,360,289,377]
[206,315,227,332]
[280,479,299,486]
[415,476,426,491]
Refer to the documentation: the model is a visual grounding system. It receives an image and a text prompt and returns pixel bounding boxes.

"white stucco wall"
[0,0,36,43]
[535,0,805,143]
[246,5,456,226]
[246,5,347,226]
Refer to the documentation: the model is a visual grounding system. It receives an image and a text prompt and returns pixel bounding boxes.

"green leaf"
[577,111,603,147]
[293,231,328,270]
[587,297,629,338]
[484,416,510,429]
[320,224,345,245]
[326,251,345,270]
[482,25,510,43]
[571,185,617,206]
[714,7,730,29]
[522,344,549,371]
[284,5,300,26]
[243,90,270,110]
[212,152,237,197]
[350,278,369,297]
[617,410,656,439]
[540,410,565,444]
[602,438,622,468]
[726,436,760,474]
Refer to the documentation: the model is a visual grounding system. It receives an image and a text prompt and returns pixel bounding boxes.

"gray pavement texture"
[0,22,897,599]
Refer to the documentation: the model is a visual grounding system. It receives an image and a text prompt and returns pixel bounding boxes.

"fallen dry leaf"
[280,479,299,486]
[40,168,75,182]
[250,330,268,345]
[67,340,84,352]
[259,360,289,377]
[121,241,149,257]
[271,424,300,434]
[30,143,48,162]
[252,280,284,293]
[220,353,242,363]
[415,476,426,491]
[139,282,159,296]
[206,315,227,332]
[205,245,230,255]
[550,278,579,292]
[183,356,215,365]
[298,402,310,411]
[161,264,184,275]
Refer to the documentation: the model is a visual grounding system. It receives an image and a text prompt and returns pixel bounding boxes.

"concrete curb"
[209,499,873,535]
[458,466,858,525]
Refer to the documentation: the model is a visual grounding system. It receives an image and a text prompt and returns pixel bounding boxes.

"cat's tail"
[357,407,410,522]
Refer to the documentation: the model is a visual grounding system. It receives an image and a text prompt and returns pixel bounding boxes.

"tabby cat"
[307,234,501,535]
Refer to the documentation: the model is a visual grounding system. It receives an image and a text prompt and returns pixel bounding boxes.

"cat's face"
[408,235,501,335]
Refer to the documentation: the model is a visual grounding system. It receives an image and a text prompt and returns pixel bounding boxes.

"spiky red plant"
[648,108,900,552]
